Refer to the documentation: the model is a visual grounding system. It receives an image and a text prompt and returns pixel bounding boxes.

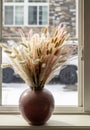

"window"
[4,6,24,25]
[3,0,49,26]
[1,0,89,113]
[28,6,48,25]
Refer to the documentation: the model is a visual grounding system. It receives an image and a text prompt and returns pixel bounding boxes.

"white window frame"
[1,0,90,114]
[3,0,49,27]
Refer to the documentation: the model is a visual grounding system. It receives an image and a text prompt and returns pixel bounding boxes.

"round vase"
[19,88,55,125]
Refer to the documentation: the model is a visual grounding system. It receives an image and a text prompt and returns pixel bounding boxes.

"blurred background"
[2,0,78,106]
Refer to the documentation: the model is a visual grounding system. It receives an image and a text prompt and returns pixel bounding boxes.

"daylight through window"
[2,0,78,106]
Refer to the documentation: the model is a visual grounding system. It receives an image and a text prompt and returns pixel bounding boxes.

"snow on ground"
[2,83,78,106]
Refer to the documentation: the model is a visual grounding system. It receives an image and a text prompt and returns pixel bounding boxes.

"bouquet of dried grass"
[1,24,76,89]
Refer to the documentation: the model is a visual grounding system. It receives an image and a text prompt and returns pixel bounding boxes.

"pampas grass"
[1,24,77,89]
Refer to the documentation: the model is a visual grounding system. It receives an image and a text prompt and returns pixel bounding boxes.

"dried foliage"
[1,24,77,89]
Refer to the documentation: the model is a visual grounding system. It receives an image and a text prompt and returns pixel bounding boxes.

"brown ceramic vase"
[19,87,55,125]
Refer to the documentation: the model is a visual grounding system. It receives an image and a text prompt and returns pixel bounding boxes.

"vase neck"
[30,87,44,91]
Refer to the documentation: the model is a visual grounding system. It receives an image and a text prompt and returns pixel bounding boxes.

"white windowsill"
[0,114,90,130]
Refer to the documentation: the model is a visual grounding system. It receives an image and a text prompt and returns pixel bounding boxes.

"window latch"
[81,47,84,61]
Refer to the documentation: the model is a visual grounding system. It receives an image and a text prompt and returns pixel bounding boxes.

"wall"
[2,0,76,42]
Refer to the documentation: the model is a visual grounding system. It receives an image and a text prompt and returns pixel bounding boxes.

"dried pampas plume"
[0,24,77,89]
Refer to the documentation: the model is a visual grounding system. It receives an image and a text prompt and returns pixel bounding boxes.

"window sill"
[0,114,90,130]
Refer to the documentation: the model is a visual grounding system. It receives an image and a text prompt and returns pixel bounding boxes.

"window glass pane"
[28,6,37,25]
[2,0,78,106]
[14,0,24,2]
[15,6,24,25]
[39,6,48,25]
[4,0,24,2]
[4,6,13,25]
[4,0,14,2]
[28,0,47,2]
